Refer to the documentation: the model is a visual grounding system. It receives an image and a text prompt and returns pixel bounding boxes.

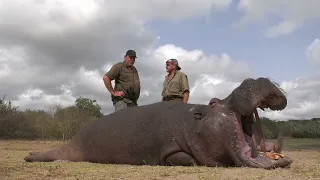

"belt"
[162,95,183,101]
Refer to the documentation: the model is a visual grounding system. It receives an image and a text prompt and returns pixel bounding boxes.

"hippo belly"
[69,101,197,165]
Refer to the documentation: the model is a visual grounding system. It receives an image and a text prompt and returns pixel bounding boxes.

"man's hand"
[103,75,125,97]
[112,91,125,97]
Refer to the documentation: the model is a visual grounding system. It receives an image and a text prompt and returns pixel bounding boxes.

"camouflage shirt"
[161,70,189,98]
[105,62,140,103]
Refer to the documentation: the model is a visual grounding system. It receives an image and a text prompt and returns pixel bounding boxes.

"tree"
[75,97,103,118]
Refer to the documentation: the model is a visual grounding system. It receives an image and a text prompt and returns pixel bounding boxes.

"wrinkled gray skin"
[24,77,293,169]
[208,98,284,153]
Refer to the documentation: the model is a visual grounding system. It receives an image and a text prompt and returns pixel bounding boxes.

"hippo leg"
[28,151,39,155]
[165,152,198,166]
[24,144,82,162]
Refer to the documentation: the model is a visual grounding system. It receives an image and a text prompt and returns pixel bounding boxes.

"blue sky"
[147,3,320,82]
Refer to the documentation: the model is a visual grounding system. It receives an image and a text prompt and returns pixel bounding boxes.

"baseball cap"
[166,58,181,70]
[125,50,137,58]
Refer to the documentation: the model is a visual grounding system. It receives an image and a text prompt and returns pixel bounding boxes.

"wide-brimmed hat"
[166,58,181,70]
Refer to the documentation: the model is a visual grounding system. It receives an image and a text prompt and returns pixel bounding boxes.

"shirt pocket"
[169,81,180,94]
[120,71,133,82]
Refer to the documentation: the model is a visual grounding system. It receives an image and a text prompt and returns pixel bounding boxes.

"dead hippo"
[24,77,293,169]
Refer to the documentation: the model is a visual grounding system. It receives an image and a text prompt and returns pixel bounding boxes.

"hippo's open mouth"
[243,82,287,157]
[208,77,292,168]
[240,107,283,159]
[240,113,259,158]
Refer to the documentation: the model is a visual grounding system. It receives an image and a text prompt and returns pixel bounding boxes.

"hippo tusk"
[274,132,284,153]
[250,134,258,158]
[253,109,266,153]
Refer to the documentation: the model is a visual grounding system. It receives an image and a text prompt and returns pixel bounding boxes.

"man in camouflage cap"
[103,50,141,112]
[161,58,190,103]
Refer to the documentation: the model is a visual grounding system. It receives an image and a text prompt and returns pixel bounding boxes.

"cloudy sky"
[0,0,319,121]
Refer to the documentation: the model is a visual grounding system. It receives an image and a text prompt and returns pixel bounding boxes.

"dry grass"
[0,140,319,180]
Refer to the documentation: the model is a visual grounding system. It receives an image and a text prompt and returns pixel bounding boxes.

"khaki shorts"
[114,100,137,112]
[162,98,183,102]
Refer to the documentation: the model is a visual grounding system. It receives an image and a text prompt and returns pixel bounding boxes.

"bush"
[0,95,38,139]
[0,95,103,140]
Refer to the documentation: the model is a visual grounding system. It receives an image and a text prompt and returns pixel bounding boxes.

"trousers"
[114,100,137,112]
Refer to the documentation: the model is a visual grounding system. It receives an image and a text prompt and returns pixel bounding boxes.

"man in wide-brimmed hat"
[161,58,190,103]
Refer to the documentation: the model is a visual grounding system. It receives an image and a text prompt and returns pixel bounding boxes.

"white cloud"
[7,43,253,115]
[102,0,233,22]
[0,0,236,113]
[1,0,320,121]
[306,38,320,66]
[264,21,300,38]
[261,75,320,120]
[14,88,76,111]
[235,0,320,37]
[135,44,253,105]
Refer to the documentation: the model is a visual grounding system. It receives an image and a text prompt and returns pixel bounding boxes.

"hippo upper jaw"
[221,77,287,116]
[257,94,287,112]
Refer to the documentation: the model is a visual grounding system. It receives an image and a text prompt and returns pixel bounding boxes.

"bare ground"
[0,140,319,180]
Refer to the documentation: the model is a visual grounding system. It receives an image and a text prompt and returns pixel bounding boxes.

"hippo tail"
[24,144,82,162]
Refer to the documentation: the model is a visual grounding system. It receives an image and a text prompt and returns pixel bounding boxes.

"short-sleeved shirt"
[161,71,189,98]
[105,62,140,103]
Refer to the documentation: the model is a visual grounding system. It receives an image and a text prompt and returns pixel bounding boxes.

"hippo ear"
[208,98,219,108]
[193,106,204,120]
[194,112,203,119]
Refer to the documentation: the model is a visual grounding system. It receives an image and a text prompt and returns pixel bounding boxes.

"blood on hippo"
[24,77,293,169]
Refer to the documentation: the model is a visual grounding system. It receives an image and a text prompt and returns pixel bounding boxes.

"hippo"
[24,77,293,169]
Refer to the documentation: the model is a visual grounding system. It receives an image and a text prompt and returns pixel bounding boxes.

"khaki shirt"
[105,62,140,103]
[161,71,189,98]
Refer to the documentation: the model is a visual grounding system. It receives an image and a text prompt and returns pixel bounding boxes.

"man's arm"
[181,74,190,103]
[182,91,189,103]
[103,64,124,97]
[103,75,116,96]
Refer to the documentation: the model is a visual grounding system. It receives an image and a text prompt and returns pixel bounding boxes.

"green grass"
[282,138,320,150]
[0,138,319,180]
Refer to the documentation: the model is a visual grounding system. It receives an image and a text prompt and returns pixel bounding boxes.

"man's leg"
[114,100,128,112]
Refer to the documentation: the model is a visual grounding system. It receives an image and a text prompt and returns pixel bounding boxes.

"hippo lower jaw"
[239,151,293,169]
[236,109,293,169]
[241,140,292,170]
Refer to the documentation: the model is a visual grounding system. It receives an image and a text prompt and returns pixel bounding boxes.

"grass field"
[0,138,319,180]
